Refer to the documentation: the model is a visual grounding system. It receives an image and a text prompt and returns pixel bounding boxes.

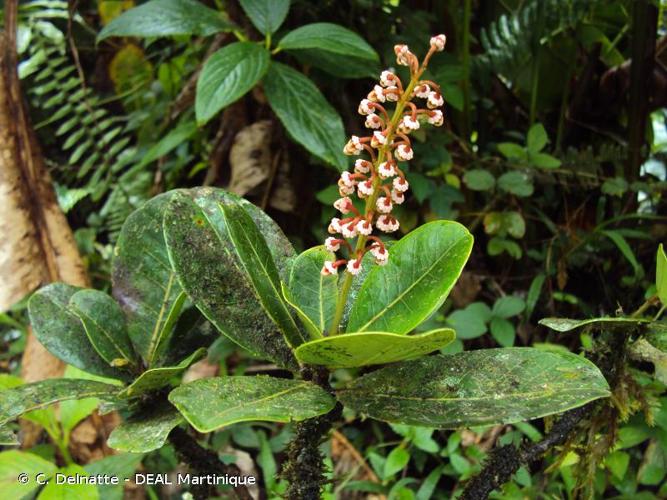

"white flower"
[376,215,400,232]
[321,261,338,275]
[324,237,340,252]
[370,244,389,265]
[355,159,371,174]
[401,115,420,131]
[394,44,412,66]
[427,91,444,109]
[340,171,356,187]
[428,110,444,126]
[385,87,399,102]
[356,219,372,236]
[413,83,431,98]
[391,189,405,204]
[358,180,374,197]
[347,258,362,275]
[358,99,373,115]
[338,182,355,196]
[373,84,386,103]
[393,176,409,192]
[380,70,397,87]
[333,197,353,214]
[430,34,447,52]
[328,217,342,234]
[376,196,392,214]
[371,131,387,148]
[365,113,382,129]
[341,221,358,238]
[378,161,396,179]
[395,144,413,161]
[367,88,380,102]
[343,135,364,155]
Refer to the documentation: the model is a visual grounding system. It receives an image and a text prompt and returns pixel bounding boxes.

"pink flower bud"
[321,261,338,275]
[427,91,444,109]
[401,115,420,131]
[354,159,371,174]
[358,99,373,115]
[340,171,356,187]
[384,87,400,102]
[343,135,364,155]
[333,197,354,214]
[356,219,373,236]
[395,143,413,161]
[428,110,444,126]
[413,83,431,98]
[391,189,405,204]
[358,180,374,197]
[380,70,398,87]
[373,84,386,103]
[371,131,387,148]
[347,258,362,275]
[430,34,447,52]
[338,182,355,196]
[393,176,409,192]
[328,217,342,234]
[341,221,358,238]
[376,196,393,214]
[324,237,340,252]
[377,214,400,233]
[378,161,397,179]
[370,244,389,265]
[365,113,382,129]
[394,44,413,66]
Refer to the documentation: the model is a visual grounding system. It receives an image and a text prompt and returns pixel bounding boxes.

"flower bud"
[338,182,355,196]
[376,214,400,232]
[430,34,447,52]
[394,44,413,66]
[413,83,431,98]
[354,159,371,174]
[370,244,389,265]
[355,219,373,236]
[333,196,354,214]
[378,161,397,179]
[357,180,374,197]
[380,70,398,87]
[324,237,340,252]
[358,99,373,115]
[347,258,363,275]
[395,143,413,161]
[365,113,382,129]
[401,115,420,131]
[343,135,364,155]
[371,131,387,148]
[384,87,400,102]
[427,110,444,126]
[393,176,409,192]
[391,189,405,204]
[376,196,393,214]
[373,84,387,103]
[321,261,338,275]
[341,221,358,238]
[427,91,444,109]
[339,171,356,187]
[328,217,342,234]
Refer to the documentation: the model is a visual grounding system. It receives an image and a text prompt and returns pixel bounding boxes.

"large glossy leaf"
[337,348,609,428]
[285,246,337,337]
[108,403,183,453]
[163,189,296,369]
[238,0,289,35]
[657,244,667,305]
[221,202,304,347]
[278,23,378,61]
[113,192,186,368]
[295,329,456,368]
[347,221,473,334]
[539,317,649,333]
[263,62,347,171]
[0,379,119,427]
[97,0,235,40]
[120,348,206,398]
[69,289,137,368]
[28,284,127,379]
[169,376,335,432]
[196,42,270,125]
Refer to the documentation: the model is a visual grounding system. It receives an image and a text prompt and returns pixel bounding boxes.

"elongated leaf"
[347,221,473,334]
[238,0,289,35]
[84,453,145,500]
[196,42,270,125]
[98,0,235,40]
[539,317,648,333]
[163,189,296,369]
[169,376,335,432]
[278,23,378,61]
[295,329,456,368]
[28,284,127,379]
[220,202,304,347]
[69,289,137,368]
[285,247,337,337]
[337,348,609,428]
[0,379,119,427]
[121,348,206,398]
[657,244,667,305]
[108,403,182,453]
[600,230,642,276]
[263,62,347,171]
[112,192,186,367]
[0,451,57,498]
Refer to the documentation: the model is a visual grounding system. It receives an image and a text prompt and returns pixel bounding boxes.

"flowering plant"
[0,35,609,499]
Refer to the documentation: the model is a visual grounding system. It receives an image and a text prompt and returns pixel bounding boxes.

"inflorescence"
[321,34,447,277]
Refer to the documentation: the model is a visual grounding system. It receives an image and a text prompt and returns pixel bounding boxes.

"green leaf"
[338,349,609,428]
[384,447,410,477]
[163,188,296,369]
[656,244,667,305]
[347,221,473,334]
[238,0,289,35]
[169,376,336,432]
[97,0,235,41]
[503,212,526,239]
[285,246,337,337]
[196,42,270,125]
[28,284,126,379]
[492,296,525,318]
[69,289,136,368]
[539,317,648,333]
[497,142,525,160]
[220,202,304,347]
[526,123,548,153]
[112,192,186,367]
[38,464,99,499]
[132,121,198,171]
[605,451,630,480]
[278,23,378,61]
[121,348,206,398]
[291,49,378,79]
[447,304,489,340]
[599,230,642,276]
[0,451,57,498]
[295,329,455,368]
[497,171,533,197]
[264,62,347,171]
[108,403,183,453]
[490,317,515,347]
[84,453,144,500]
[60,398,101,435]
[0,379,118,427]
[529,152,561,169]
[601,177,629,197]
[462,169,495,191]
[487,237,522,259]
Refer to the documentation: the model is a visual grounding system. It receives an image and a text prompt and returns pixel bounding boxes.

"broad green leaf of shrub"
[526,123,548,153]
[278,23,378,62]
[28,284,127,379]
[294,329,456,368]
[238,0,290,35]
[447,303,489,339]
[112,192,187,368]
[337,348,610,428]
[163,189,297,369]
[69,289,137,368]
[220,202,304,348]
[490,317,515,346]
[497,142,525,160]
[39,464,99,500]
[285,246,337,337]
[196,42,270,125]
[539,317,649,333]
[657,244,667,305]
[463,169,495,191]
[97,0,235,41]
[169,376,335,432]
[108,403,183,453]
[347,221,473,334]
[492,296,526,318]
[0,379,119,428]
[264,62,347,171]
[497,171,534,197]
[0,451,57,498]
[529,152,561,169]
